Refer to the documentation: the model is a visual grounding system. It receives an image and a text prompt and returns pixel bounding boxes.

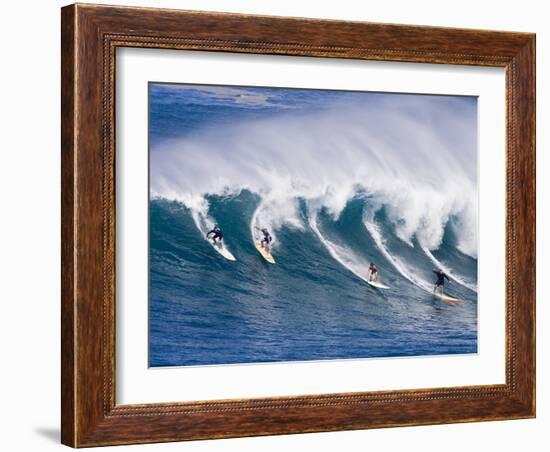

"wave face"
[149,195,478,367]
[149,84,478,367]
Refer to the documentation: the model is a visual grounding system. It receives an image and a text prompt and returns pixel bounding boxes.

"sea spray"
[148,86,479,366]
[151,96,477,260]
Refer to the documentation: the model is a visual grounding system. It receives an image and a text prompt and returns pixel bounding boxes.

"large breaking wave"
[148,88,480,366]
[150,95,477,294]
[149,191,478,366]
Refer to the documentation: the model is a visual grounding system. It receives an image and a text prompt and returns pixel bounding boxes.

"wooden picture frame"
[61,3,535,447]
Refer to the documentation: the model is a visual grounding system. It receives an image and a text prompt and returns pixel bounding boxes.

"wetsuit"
[207,227,223,243]
[260,229,272,248]
[433,270,450,290]
[368,265,379,281]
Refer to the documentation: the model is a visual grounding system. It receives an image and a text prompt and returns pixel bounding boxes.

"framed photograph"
[61,3,535,447]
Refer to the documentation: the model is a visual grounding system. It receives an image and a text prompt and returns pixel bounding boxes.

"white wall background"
[0,1,545,450]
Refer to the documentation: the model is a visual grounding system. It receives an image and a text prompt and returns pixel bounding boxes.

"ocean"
[148,83,478,367]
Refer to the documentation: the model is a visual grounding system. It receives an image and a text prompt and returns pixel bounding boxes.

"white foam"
[186,198,236,260]
[151,93,478,258]
[421,246,477,292]
[363,218,432,293]
[249,196,303,249]
[308,211,372,285]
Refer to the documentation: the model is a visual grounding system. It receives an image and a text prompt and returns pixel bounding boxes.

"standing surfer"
[432,268,450,295]
[206,225,224,246]
[367,263,379,282]
[253,227,276,264]
[256,227,273,251]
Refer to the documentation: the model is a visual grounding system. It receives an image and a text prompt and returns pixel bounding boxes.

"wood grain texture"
[60,5,76,446]
[60,3,536,447]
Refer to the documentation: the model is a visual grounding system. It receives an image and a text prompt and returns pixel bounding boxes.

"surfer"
[206,225,224,245]
[367,263,379,282]
[253,227,276,263]
[258,227,273,251]
[433,268,450,294]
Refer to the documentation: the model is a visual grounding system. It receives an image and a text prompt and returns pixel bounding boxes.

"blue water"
[149,193,478,367]
[148,82,478,367]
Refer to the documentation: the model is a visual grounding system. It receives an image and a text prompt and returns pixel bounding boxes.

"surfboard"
[433,293,464,303]
[211,241,236,261]
[255,240,275,264]
[366,280,390,290]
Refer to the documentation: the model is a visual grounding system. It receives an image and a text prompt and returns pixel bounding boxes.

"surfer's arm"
[444,274,450,282]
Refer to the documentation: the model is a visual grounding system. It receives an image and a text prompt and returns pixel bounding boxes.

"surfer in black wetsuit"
[259,228,273,251]
[433,269,450,294]
[367,263,379,282]
[206,225,223,245]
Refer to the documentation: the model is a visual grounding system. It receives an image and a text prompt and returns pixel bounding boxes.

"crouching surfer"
[206,225,224,246]
[367,263,380,282]
[433,268,450,295]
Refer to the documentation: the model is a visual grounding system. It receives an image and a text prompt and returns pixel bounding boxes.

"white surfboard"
[210,241,236,261]
[366,280,390,290]
[433,293,463,303]
[254,240,275,264]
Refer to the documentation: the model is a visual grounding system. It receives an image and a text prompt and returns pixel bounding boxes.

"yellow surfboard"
[434,293,464,303]
[255,240,275,264]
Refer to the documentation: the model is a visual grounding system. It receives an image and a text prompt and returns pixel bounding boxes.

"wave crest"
[151,96,477,257]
